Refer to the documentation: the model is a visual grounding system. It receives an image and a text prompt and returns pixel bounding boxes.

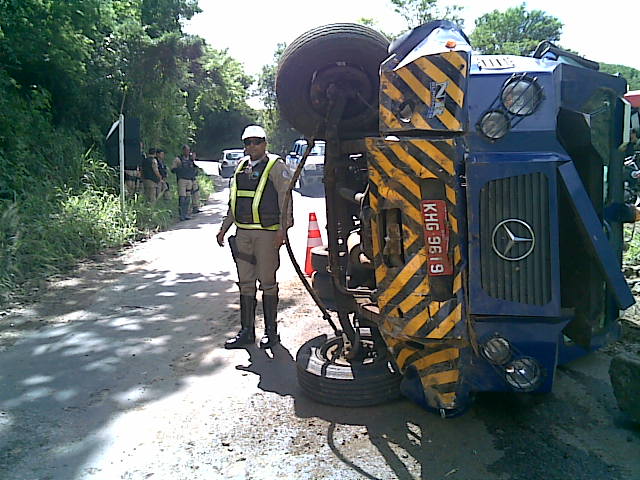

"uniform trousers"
[191,178,201,208]
[177,178,194,196]
[125,170,139,196]
[234,228,280,297]
[143,179,159,202]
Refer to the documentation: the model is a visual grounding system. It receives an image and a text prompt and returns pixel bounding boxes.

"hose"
[281,138,340,335]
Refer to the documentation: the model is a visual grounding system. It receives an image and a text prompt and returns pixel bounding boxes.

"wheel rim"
[319,334,383,367]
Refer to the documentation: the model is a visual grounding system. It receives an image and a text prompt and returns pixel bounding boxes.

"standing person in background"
[124,142,143,196]
[621,128,639,157]
[171,144,198,221]
[156,148,170,200]
[142,147,162,203]
[191,150,201,214]
[216,125,293,349]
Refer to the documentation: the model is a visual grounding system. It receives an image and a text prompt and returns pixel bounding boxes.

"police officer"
[142,147,162,203]
[191,150,202,214]
[216,125,293,349]
[156,148,170,200]
[621,128,639,157]
[171,144,198,220]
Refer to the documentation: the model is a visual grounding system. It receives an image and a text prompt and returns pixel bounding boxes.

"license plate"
[304,163,316,171]
[421,200,453,276]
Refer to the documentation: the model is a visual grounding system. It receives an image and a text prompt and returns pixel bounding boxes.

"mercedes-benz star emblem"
[491,219,535,261]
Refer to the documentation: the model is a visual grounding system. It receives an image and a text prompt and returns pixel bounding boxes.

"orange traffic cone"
[305,212,323,276]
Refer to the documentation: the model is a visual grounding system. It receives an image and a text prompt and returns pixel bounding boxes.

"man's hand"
[216,230,226,247]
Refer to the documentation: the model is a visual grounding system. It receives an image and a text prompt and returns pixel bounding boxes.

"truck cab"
[276,21,634,415]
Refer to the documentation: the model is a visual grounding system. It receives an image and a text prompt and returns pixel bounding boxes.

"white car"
[285,140,325,189]
[220,148,245,177]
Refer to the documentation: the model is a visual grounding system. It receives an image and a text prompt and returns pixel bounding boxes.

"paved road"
[0,178,639,480]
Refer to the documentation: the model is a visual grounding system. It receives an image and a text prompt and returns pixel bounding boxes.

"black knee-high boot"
[224,295,256,349]
[260,294,280,349]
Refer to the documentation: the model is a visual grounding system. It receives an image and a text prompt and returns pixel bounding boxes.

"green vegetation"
[600,63,640,91]
[390,0,464,29]
[470,4,562,56]
[0,1,247,305]
[624,226,640,269]
[255,43,299,155]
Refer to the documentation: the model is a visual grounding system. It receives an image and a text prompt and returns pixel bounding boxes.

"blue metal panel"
[466,156,562,316]
[467,63,561,153]
[557,162,635,309]
[465,317,570,393]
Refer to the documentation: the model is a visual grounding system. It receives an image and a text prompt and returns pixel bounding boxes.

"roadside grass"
[624,224,640,266]
[0,172,214,307]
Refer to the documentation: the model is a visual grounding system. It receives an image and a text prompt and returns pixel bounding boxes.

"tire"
[296,329,402,407]
[276,23,389,138]
[310,245,329,273]
[311,271,336,310]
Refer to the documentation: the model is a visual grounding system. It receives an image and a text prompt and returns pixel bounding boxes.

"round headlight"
[478,111,510,140]
[505,357,542,392]
[501,77,542,116]
[481,336,512,365]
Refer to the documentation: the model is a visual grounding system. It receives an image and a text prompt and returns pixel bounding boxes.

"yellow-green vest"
[230,156,280,230]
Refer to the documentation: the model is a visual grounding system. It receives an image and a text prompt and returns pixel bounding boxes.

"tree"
[599,63,640,91]
[255,43,299,154]
[390,0,465,30]
[141,0,200,38]
[357,17,394,40]
[189,47,258,156]
[470,4,562,56]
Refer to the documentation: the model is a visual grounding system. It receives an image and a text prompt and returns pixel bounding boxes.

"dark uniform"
[171,147,198,220]
[217,143,293,349]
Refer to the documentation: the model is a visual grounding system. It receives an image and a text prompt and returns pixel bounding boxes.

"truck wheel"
[276,23,389,138]
[311,271,336,310]
[296,329,402,407]
[310,245,329,273]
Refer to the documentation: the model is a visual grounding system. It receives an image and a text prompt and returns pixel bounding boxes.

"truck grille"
[480,172,551,305]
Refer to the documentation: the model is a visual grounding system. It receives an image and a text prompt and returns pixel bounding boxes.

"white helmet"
[241,125,267,140]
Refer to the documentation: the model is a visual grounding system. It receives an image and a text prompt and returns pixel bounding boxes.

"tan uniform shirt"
[220,153,293,233]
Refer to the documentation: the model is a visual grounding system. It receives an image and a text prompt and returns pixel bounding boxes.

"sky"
[185,0,640,78]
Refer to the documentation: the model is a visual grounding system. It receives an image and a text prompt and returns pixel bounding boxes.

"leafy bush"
[624,225,640,266]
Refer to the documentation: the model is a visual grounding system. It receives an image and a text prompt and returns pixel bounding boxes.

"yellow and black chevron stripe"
[380,50,470,134]
[366,136,467,410]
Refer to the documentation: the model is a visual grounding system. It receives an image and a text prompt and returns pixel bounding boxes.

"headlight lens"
[478,111,510,140]
[501,77,542,116]
[505,357,542,392]
[481,336,512,365]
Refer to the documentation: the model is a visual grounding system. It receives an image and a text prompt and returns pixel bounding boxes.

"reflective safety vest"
[230,155,281,230]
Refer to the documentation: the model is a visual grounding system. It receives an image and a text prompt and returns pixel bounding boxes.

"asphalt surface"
[0,177,639,480]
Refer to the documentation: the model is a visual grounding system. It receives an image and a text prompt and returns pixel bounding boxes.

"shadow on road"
[236,336,492,479]
[296,184,325,199]
[0,200,243,479]
[237,330,638,480]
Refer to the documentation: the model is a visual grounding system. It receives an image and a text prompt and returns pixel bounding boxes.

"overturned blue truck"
[276,21,635,416]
